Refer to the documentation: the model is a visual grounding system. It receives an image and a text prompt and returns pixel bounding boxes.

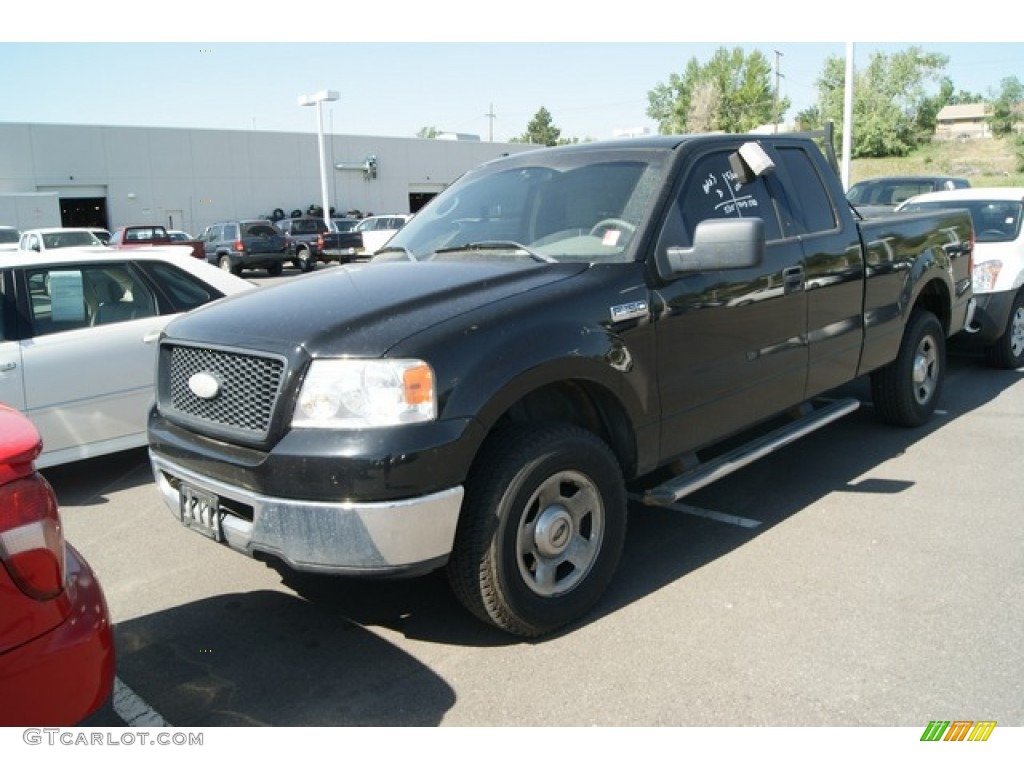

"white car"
[899,188,1024,369]
[354,214,412,255]
[18,227,107,253]
[0,247,255,467]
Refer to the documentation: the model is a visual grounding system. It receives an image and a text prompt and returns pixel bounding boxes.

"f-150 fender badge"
[188,372,221,400]
[610,301,649,323]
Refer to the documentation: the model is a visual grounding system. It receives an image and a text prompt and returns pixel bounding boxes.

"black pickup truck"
[274,217,330,272]
[148,132,974,637]
[317,225,365,264]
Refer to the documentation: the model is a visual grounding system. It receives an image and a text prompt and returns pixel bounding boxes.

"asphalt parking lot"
[44,311,1022,729]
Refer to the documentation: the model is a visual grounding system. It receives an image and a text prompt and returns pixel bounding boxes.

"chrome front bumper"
[150,452,464,575]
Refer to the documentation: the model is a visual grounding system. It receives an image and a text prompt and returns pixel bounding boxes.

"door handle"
[783,266,804,293]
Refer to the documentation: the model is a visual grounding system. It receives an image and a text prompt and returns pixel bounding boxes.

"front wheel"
[871,310,945,427]
[447,424,627,637]
[295,248,315,273]
[984,291,1024,369]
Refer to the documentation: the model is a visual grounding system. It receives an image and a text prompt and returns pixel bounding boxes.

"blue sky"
[3,4,1019,142]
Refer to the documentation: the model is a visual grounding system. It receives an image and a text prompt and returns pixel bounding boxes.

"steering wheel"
[980,229,1007,238]
[589,218,636,237]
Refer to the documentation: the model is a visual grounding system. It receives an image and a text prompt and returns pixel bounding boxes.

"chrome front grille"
[165,344,285,438]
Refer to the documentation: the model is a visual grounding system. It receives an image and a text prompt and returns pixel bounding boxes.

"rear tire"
[871,310,945,427]
[446,423,627,637]
[266,262,283,277]
[983,291,1024,369]
[218,254,242,276]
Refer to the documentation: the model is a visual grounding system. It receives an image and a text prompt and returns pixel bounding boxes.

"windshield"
[0,229,18,244]
[901,199,1022,243]
[42,231,102,248]
[380,147,670,263]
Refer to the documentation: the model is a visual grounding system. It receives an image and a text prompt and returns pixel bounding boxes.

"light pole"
[298,89,339,230]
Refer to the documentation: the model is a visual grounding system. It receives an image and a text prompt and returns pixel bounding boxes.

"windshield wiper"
[435,241,557,263]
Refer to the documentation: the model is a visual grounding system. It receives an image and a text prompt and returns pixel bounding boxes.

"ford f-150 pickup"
[147,132,974,637]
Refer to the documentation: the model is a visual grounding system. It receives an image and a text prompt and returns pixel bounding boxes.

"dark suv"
[200,220,290,276]
[274,217,330,273]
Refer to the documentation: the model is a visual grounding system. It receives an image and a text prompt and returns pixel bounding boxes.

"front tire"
[984,291,1024,369]
[447,424,627,637]
[295,248,315,273]
[871,310,945,427]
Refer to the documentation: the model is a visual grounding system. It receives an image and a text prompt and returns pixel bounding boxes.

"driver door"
[652,143,809,460]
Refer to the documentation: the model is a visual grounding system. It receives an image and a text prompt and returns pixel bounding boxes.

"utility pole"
[485,103,496,142]
[774,50,784,133]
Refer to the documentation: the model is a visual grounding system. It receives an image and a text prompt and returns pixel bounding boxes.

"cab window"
[660,148,783,248]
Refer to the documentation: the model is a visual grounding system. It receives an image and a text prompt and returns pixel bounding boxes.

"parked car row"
[2,213,416,278]
[192,214,414,275]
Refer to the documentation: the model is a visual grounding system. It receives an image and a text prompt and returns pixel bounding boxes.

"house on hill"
[935,102,1024,141]
[935,103,991,141]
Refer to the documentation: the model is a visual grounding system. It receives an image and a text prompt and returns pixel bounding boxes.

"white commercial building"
[0,122,537,234]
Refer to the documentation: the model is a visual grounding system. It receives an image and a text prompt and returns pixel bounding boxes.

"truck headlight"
[293,359,436,428]
[972,260,1002,293]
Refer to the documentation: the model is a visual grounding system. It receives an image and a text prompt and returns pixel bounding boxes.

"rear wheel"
[266,262,283,277]
[447,423,627,637]
[871,310,945,427]
[218,254,242,276]
[984,291,1024,369]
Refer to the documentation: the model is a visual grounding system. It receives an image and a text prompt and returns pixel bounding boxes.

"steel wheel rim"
[912,332,939,404]
[515,469,605,598]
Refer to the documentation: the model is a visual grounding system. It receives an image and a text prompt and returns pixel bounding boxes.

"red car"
[0,404,115,725]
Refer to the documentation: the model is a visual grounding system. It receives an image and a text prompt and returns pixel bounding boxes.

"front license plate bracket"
[179,483,223,542]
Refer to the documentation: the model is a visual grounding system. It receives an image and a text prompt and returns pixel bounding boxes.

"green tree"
[512,107,562,146]
[647,47,787,134]
[417,126,440,139]
[988,76,1024,137]
[814,47,949,158]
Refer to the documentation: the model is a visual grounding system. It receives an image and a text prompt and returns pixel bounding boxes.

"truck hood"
[164,260,590,357]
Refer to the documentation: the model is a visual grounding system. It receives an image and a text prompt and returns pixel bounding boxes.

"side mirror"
[661,218,764,277]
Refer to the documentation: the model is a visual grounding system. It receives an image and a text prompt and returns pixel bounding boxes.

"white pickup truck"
[900,186,1024,368]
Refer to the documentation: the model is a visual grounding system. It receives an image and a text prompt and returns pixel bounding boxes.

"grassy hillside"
[849,136,1023,187]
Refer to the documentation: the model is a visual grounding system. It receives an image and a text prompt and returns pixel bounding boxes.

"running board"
[642,397,861,507]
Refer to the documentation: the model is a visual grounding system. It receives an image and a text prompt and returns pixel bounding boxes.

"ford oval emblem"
[188,372,221,400]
